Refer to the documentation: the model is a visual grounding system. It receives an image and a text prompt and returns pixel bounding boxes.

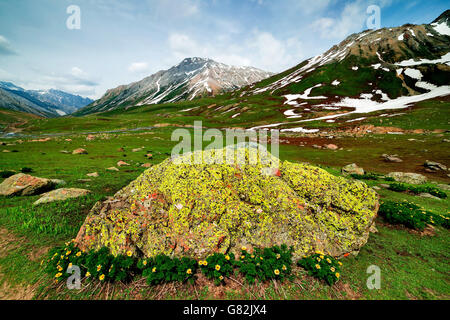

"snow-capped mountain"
[0,81,93,117]
[223,10,450,130]
[75,57,272,115]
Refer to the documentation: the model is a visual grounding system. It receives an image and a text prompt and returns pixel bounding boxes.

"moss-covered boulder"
[75,146,378,260]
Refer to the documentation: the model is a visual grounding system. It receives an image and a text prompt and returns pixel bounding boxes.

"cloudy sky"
[0,0,448,99]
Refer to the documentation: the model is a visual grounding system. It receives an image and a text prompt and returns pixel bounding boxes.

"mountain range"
[0,82,93,117]
[74,57,272,115]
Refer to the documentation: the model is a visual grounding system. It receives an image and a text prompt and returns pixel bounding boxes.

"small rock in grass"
[145,153,153,159]
[341,163,364,176]
[72,148,88,155]
[382,154,403,163]
[424,160,447,172]
[33,188,91,205]
[419,193,441,200]
[132,148,143,152]
[117,161,130,167]
[324,144,338,150]
[106,167,119,172]
[141,163,152,168]
[60,150,71,154]
[87,172,99,177]
[387,172,427,185]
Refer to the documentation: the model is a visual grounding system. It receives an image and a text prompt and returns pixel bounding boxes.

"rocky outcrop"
[75,146,378,260]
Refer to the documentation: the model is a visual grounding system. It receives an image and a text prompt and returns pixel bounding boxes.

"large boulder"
[34,188,91,205]
[387,172,427,184]
[0,173,56,196]
[75,146,378,260]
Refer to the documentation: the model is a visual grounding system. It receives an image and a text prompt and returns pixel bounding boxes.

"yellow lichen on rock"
[75,146,378,259]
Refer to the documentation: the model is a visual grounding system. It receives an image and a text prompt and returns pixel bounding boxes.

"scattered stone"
[78,179,92,183]
[145,153,153,159]
[117,147,125,152]
[117,161,130,167]
[141,163,152,168]
[132,148,143,152]
[382,154,403,163]
[443,139,450,143]
[50,179,67,186]
[60,150,71,154]
[372,186,381,190]
[106,167,119,172]
[324,144,338,150]
[0,173,56,196]
[2,150,10,153]
[436,184,450,192]
[379,184,390,188]
[424,160,447,172]
[86,134,95,141]
[341,163,364,176]
[387,172,427,185]
[72,148,88,155]
[87,172,99,178]
[65,138,72,142]
[75,146,379,259]
[419,193,441,200]
[33,188,91,205]
[312,144,322,149]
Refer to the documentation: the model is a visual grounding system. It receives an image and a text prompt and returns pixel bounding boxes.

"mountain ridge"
[74,57,272,115]
[0,81,93,117]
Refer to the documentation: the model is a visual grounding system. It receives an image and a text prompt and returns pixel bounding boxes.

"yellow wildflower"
[66,250,71,256]
[338,261,343,266]
[225,255,230,261]
[335,273,340,278]
[326,258,331,264]
[331,267,335,272]
[97,265,102,271]
[274,269,280,275]
[99,274,105,281]
[152,267,157,273]
[143,260,147,266]
[203,261,208,266]
[127,251,132,257]
[186,269,192,275]
[86,272,91,277]
[76,252,81,257]
[315,264,321,270]
[215,265,221,271]
[241,246,247,251]
[276,254,281,259]
[219,275,224,281]
[282,265,287,271]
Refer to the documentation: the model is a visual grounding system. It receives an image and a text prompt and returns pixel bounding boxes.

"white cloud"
[0,35,17,55]
[128,62,150,73]
[312,0,392,39]
[167,31,304,72]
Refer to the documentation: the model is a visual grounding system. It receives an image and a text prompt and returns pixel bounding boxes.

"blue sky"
[0,0,448,99]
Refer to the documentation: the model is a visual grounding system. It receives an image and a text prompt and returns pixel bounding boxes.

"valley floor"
[0,123,449,300]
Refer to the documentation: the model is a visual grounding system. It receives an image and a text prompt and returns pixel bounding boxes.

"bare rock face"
[0,173,56,196]
[34,188,91,205]
[75,147,379,260]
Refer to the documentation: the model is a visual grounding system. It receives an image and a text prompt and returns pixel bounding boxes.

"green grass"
[0,116,449,300]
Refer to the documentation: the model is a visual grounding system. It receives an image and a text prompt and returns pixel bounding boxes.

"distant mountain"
[75,57,272,115]
[0,81,93,117]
